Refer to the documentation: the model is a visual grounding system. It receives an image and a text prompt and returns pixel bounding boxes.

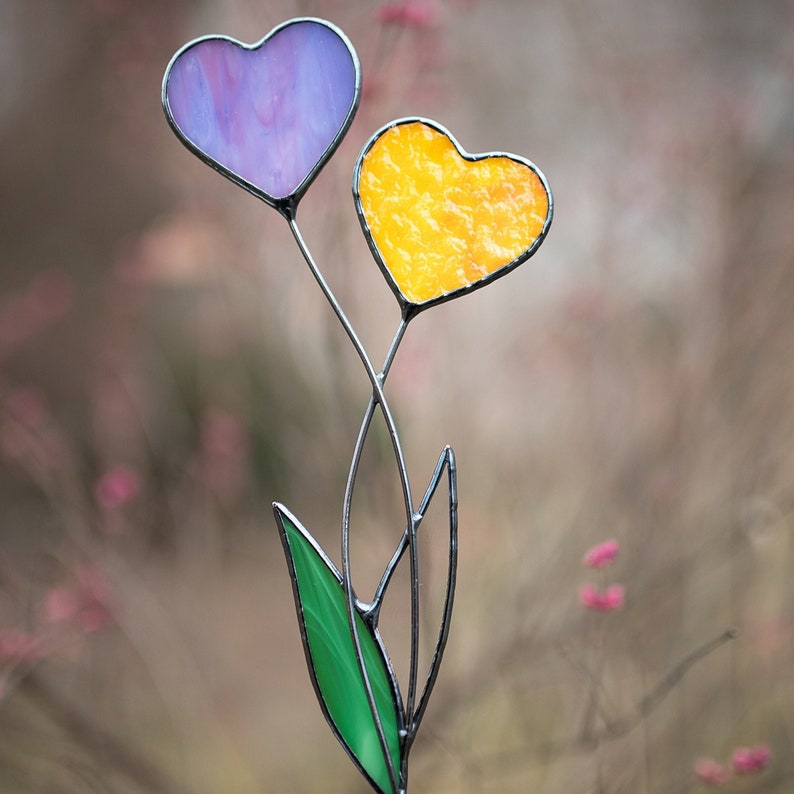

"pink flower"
[0,628,43,661]
[196,409,249,501]
[376,1,439,28]
[580,583,624,612]
[44,587,80,624]
[95,465,141,509]
[694,758,732,785]
[583,538,619,568]
[44,567,113,633]
[732,744,772,773]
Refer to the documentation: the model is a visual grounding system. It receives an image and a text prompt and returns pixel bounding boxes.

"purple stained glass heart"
[163,18,360,211]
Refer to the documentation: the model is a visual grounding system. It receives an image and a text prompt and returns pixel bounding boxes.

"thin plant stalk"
[288,216,412,793]
[340,316,423,724]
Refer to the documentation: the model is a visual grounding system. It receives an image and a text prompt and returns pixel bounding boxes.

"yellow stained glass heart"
[354,119,552,311]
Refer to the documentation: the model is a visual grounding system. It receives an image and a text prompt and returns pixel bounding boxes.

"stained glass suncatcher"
[354,118,552,313]
[162,18,360,215]
[162,16,551,794]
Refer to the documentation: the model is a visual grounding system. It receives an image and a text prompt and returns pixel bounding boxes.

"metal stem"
[288,217,411,794]
[408,447,457,739]
[367,446,458,749]
[340,314,425,737]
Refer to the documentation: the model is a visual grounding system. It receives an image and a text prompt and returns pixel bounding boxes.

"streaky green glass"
[274,504,402,793]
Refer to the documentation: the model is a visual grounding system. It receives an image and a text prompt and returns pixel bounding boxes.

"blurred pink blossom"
[732,744,772,773]
[694,758,732,786]
[0,628,43,661]
[580,583,624,612]
[95,465,141,509]
[45,567,113,633]
[198,409,249,501]
[583,538,619,568]
[376,0,439,28]
[44,587,80,623]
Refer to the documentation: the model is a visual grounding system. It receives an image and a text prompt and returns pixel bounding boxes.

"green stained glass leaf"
[273,503,402,793]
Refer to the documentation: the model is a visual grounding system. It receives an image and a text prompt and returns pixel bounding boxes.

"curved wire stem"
[288,217,412,794]
[340,317,423,716]
[339,314,460,787]
[407,447,457,748]
[368,446,458,760]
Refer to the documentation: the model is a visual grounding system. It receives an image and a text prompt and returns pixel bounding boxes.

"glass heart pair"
[162,17,552,316]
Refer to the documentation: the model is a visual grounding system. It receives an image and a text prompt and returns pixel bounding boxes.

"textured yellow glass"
[358,122,550,305]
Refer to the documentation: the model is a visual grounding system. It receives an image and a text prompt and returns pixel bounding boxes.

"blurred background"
[1,0,792,791]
